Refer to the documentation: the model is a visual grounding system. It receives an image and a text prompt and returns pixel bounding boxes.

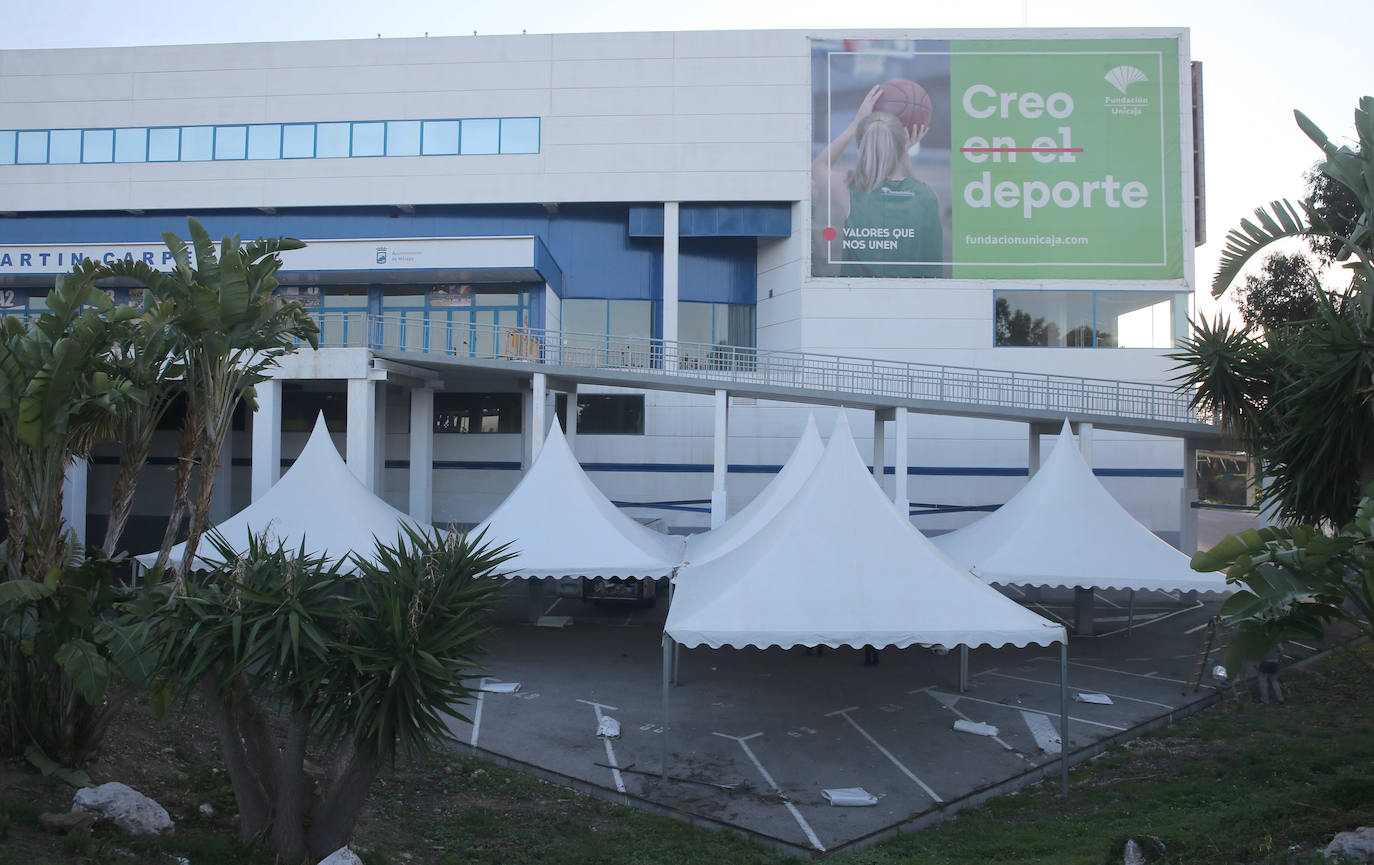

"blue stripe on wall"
[91,454,1180,480]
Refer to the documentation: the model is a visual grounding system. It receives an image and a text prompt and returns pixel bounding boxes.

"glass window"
[434,393,522,434]
[16,130,47,164]
[460,118,499,155]
[48,130,81,163]
[351,122,385,156]
[1096,292,1186,349]
[148,127,181,161]
[81,129,113,163]
[995,291,1095,347]
[316,123,350,158]
[181,126,213,161]
[115,128,148,162]
[282,124,315,158]
[500,117,539,154]
[560,394,645,435]
[385,120,420,156]
[421,120,459,155]
[214,125,247,160]
[0,131,15,165]
[247,124,281,159]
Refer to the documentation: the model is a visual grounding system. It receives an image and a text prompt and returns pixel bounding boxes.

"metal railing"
[306,311,1211,428]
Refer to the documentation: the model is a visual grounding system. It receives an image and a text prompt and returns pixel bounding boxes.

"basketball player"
[812,84,943,278]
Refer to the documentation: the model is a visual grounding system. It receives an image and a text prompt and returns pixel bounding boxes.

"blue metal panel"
[628,204,791,238]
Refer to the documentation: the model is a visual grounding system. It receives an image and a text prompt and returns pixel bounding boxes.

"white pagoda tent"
[138,414,428,573]
[665,413,1065,650]
[473,421,685,580]
[934,420,1230,594]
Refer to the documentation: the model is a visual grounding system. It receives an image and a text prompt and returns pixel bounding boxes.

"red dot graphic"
[822,226,837,241]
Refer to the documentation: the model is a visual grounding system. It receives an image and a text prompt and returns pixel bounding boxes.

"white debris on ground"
[953,719,1000,737]
[596,715,621,738]
[1073,692,1114,705]
[821,787,878,806]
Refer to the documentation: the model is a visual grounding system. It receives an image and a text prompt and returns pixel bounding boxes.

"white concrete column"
[711,389,729,528]
[894,407,909,516]
[409,387,435,524]
[210,428,234,524]
[1027,425,1042,478]
[373,383,389,494]
[1076,422,1094,465]
[564,384,579,455]
[663,202,680,371]
[530,373,547,460]
[872,411,886,492]
[1258,469,1279,528]
[251,377,282,502]
[61,456,88,545]
[346,377,378,491]
[1179,439,1199,554]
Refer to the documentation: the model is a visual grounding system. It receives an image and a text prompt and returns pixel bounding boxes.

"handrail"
[302,310,1212,428]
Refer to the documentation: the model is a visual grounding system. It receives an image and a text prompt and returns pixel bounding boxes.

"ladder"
[1183,616,1232,696]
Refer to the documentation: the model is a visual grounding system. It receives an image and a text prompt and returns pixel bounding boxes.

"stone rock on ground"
[1326,827,1374,862]
[37,810,97,834]
[72,781,174,836]
[318,847,365,865]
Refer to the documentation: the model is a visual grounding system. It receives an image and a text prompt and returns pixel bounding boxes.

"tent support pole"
[661,634,672,782]
[958,645,969,693]
[1127,590,1136,633]
[1060,641,1070,797]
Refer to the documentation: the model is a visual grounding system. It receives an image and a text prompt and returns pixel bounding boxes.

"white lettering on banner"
[964,172,1149,219]
[962,84,1075,120]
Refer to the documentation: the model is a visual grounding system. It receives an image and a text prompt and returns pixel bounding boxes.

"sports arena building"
[0,28,1216,555]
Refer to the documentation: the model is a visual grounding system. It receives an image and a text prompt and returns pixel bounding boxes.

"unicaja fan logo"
[1104,65,1148,94]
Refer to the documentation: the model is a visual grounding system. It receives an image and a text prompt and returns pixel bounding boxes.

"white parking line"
[713,732,825,852]
[926,689,1126,731]
[1031,656,1188,686]
[1021,711,1061,754]
[982,671,1176,709]
[1091,602,1206,638]
[470,677,486,747]
[825,707,943,802]
[577,699,625,793]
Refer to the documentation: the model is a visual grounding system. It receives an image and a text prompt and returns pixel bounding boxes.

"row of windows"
[281,390,645,436]
[994,290,1188,349]
[0,117,540,165]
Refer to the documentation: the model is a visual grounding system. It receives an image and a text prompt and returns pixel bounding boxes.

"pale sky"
[3,0,1369,320]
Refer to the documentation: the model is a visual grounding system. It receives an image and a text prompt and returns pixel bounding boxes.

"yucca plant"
[128,525,513,862]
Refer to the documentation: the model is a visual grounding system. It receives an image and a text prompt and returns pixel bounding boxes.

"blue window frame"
[213,125,247,160]
[247,124,281,159]
[81,129,114,163]
[181,126,213,161]
[460,118,499,155]
[115,128,148,162]
[282,124,315,158]
[148,127,180,161]
[2,116,542,165]
[350,122,385,157]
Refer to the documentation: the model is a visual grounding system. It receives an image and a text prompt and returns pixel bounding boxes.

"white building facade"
[0,28,1207,553]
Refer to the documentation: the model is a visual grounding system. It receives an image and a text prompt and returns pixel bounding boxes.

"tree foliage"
[1235,251,1325,330]
[1193,486,1374,675]
[123,526,512,861]
[1174,97,1374,526]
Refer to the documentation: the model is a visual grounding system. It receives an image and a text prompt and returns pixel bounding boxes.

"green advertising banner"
[810,37,1184,280]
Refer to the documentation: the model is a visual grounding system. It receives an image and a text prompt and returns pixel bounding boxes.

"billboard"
[811,36,1184,280]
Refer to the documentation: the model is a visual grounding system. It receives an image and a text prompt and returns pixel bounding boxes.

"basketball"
[872,78,933,134]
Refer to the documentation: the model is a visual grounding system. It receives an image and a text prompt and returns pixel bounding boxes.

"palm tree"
[1174,97,1374,526]
[102,218,319,586]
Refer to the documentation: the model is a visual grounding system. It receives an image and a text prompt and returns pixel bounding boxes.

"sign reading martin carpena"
[810,35,1185,280]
